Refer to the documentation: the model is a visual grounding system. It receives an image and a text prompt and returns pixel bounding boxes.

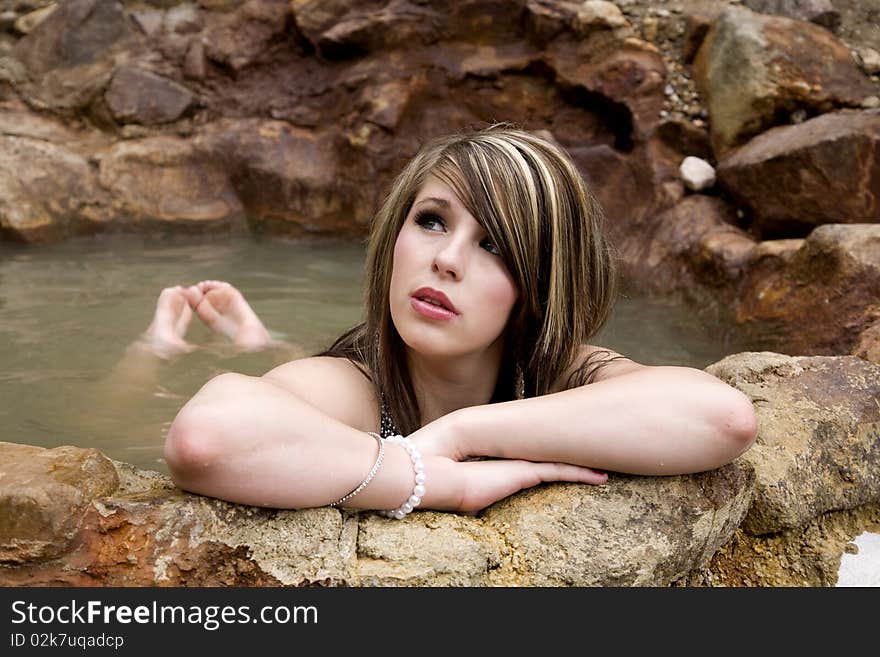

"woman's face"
[389,175,519,362]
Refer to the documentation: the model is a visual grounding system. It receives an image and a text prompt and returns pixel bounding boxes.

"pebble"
[680,156,716,191]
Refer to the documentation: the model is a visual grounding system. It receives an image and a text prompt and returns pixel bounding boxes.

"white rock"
[858,48,880,75]
[679,156,716,191]
[575,1,629,30]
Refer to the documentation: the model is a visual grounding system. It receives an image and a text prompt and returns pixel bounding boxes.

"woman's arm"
[164,372,453,509]
[443,362,758,476]
[164,369,606,512]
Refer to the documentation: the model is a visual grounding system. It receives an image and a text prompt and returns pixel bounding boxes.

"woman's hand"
[409,412,607,514]
[450,458,607,513]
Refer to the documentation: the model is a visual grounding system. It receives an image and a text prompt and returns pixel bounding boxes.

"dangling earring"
[515,362,525,400]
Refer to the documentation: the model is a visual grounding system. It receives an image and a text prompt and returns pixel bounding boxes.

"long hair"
[315,122,620,436]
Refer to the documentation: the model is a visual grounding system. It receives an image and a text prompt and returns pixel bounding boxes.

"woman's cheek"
[482,266,518,312]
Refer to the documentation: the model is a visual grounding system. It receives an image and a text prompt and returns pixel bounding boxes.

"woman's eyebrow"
[414,197,451,209]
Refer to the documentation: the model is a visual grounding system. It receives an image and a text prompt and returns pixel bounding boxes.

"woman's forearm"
[451,366,758,475]
[164,373,459,510]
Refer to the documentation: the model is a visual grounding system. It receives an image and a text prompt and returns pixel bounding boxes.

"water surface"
[0,235,752,474]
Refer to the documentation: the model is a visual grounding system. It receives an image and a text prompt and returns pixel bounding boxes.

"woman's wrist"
[419,455,463,511]
[445,406,477,461]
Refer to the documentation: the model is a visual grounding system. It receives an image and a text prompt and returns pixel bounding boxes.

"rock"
[735,224,880,355]
[679,155,716,191]
[11,0,142,111]
[183,39,207,80]
[104,66,196,125]
[569,143,656,251]
[131,10,164,39]
[573,1,630,35]
[853,315,880,364]
[202,0,288,70]
[482,463,754,586]
[544,36,667,142]
[98,135,244,228]
[12,3,55,35]
[0,135,111,242]
[165,3,204,35]
[197,119,371,234]
[743,0,840,31]
[356,78,413,131]
[632,194,756,293]
[706,352,880,535]
[684,503,880,586]
[717,109,880,237]
[0,444,752,586]
[0,442,119,563]
[13,0,133,75]
[198,0,245,10]
[523,0,580,45]
[693,6,875,155]
[858,47,880,76]
[681,12,714,64]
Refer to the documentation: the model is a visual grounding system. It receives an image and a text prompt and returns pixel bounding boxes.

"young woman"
[160,124,758,516]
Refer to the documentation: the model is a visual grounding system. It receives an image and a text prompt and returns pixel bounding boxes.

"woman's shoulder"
[261,356,380,433]
[549,344,645,393]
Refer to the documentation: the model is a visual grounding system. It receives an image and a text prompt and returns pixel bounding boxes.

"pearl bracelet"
[380,434,426,520]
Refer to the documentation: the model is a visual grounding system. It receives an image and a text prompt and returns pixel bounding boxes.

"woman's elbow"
[163,372,249,484]
[719,389,759,458]
[163,408,224,489]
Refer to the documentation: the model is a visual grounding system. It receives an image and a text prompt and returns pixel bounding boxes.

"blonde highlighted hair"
[317,122,619,436]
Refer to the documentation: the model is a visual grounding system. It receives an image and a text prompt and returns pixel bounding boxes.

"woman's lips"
[411,296,458,320]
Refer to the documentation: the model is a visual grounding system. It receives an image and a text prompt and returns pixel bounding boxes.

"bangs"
[430,149,507,246]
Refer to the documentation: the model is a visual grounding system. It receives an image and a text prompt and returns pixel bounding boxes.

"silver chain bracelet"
[329,431,385,507]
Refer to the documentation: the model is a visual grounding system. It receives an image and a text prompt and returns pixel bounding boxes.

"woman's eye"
[481,239,501,256]
[414,212,444,230]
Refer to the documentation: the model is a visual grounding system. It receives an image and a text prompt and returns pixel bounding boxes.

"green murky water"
[0,234,752,474]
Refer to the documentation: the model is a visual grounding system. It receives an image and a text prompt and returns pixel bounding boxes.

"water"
[0,234,752,474]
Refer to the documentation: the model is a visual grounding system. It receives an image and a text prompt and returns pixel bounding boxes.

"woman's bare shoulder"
[261,356,380,433]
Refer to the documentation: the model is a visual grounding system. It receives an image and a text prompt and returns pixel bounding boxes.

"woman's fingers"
[531,461,608,485]
[196,280,232,293]
[181,285,203,309]
[455,459,608,513]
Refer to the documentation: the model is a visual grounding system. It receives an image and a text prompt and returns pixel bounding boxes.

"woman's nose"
[432,238,468,279]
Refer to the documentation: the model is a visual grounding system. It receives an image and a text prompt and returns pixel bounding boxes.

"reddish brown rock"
[634,195,757,294]
[570,143,656,253]
[524,0,633,46]
[202,0,289,70]
[197,119,371,235]
[693,6,875,155]
[717,109,880,238]
[853,312,880,364]
[546,34,666,142]
[0,443,118,564]
[735,224,880,355]
[105,66,197,125]
[98,135,245,229]
[183,39,207,80]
